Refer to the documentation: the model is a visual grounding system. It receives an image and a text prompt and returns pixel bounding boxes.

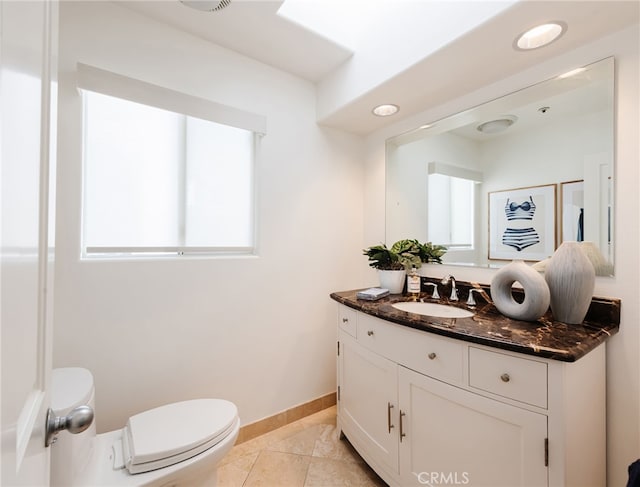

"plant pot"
[378,269,406,294]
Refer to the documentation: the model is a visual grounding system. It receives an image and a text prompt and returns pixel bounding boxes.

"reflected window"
[428,174,475,249]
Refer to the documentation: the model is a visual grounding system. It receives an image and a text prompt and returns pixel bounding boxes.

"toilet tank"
[50,367,97,487]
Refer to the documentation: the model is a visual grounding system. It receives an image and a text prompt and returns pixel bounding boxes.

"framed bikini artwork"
[488,184,556,261]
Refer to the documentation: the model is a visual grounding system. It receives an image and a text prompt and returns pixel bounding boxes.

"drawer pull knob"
[342,318,349,323]
[501,373,510,383]
[428,352,437,360]
[367,330,374,336]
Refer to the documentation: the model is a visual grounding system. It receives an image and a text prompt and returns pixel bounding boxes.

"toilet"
[50,367,239,486]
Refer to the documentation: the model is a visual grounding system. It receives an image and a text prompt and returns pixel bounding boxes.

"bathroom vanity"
[330,287,619,487]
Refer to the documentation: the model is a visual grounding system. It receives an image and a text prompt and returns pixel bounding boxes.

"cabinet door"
[399,366,548,487]
[338,332,399,474]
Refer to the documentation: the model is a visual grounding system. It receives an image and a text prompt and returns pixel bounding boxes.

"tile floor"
[218,406,388,487]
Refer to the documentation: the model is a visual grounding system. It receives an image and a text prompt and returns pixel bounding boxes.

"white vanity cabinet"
[336,305,606,487]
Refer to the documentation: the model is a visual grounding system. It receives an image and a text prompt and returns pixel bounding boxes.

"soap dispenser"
[407,266,421,297]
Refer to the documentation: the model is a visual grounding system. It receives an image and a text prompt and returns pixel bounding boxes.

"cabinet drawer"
[400,329,464,385]
[469,347,547,408]
[357,313,464,384]
[338,305,358,338]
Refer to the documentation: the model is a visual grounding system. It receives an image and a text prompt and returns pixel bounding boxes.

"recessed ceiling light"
[476,116,518,134]
[372,104,399,117]
[180,0,232,12]
[514,22,566,51]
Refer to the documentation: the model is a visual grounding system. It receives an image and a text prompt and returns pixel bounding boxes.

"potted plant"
[363,240,422,294]
[364,240,448,293]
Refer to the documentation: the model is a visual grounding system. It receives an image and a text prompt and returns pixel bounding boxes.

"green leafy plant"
[415,241,448,264]
[363,239,445,271]
[390,239,422,270]
[362,243,405,270]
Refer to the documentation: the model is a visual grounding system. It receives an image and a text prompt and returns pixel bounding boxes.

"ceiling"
[119,0,353,82]
[118,1,639,135]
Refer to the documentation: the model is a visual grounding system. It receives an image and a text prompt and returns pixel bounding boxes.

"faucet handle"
[466,288,478,306]
[424,282,440,300]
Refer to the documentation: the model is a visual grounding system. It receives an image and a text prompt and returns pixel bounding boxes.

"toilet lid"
[122,398,238,474]
[51,367,94,415]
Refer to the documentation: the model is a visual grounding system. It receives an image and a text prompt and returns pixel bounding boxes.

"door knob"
[45,405,94,447]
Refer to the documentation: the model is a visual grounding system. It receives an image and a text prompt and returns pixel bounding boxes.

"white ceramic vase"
[490,260,550,322]
[544,241,595,324]
[378,269,406,294]
[579,241,613,277]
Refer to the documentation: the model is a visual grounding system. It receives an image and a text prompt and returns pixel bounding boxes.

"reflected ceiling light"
[476,115,518,134]
[372,104,399,117]
[179,0,232,12]
[515,22,566,51]
[419,124,433,130]
[558,67,587,79]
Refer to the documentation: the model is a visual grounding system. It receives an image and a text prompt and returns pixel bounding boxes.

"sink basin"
[392,301,474,319]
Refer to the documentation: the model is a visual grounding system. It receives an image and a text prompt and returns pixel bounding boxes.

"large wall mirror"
[386,57,614,276]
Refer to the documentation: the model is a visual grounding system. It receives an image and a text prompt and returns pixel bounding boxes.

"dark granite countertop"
[330,284,620,362]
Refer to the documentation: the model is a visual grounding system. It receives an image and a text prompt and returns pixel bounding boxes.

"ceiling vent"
[180,0,232,12]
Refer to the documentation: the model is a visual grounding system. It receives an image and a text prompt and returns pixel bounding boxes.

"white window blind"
[78,64,265,257]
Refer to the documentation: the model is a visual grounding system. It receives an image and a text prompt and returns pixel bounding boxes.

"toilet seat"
[122,399,238,474]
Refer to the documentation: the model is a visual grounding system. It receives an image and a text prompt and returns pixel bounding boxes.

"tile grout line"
[220,406,386,487]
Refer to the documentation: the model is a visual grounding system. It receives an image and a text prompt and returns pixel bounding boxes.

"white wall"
[54,2,365,433]
[364,25,639,487]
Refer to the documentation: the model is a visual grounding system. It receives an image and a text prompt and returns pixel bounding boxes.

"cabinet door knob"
[367,330,374,336]
[501,373,510,383]
[428,352,437,360]
[342,318,349,323]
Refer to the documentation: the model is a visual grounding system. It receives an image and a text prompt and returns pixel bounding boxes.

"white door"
[398,366,548,487]
[338,333,399,474]
[1,0,58,485]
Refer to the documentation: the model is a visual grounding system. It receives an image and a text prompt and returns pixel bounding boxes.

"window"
[78,64,265,257]
[427,162,482,250]
[428,174,475,248]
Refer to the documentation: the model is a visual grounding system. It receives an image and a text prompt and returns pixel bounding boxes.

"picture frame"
[560,180,584,243]
[488,184,556,261]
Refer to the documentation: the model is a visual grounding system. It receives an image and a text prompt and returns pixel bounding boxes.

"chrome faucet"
[441,275,458,301]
